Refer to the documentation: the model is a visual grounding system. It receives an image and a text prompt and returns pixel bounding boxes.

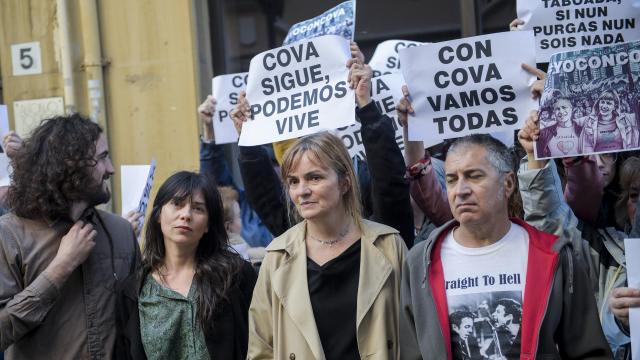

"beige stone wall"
[0,0,202,214]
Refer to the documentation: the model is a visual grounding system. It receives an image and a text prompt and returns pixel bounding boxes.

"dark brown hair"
[142,171,243,335]
[8,114,103,220]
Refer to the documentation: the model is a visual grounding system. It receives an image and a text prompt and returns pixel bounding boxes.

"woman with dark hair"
[114,171,256,360]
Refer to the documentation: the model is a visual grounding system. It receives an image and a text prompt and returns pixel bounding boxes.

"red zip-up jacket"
[400,218,612,359]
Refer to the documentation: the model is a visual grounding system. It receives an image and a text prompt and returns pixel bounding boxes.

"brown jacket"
[248,219,406,360]
[0,209,139,359]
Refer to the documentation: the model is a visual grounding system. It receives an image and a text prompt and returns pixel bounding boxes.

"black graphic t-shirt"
[441,223,528,360]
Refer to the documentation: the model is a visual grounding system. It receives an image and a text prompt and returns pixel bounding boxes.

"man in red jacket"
[399,132,612,359]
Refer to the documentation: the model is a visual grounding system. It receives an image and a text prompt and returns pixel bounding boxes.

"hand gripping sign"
[517,0,640,63]
[211,73,248,144]
[399,31,538,143]
[239,35,355,146]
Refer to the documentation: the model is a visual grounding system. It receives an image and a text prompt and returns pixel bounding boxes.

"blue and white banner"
[283,0,356,45]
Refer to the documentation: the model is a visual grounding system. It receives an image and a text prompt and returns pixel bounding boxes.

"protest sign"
[399,31,537,143]
[624,238,640,360]
[239,35,355,146]
[335,73,405,159]
[534,40,640,159]
[211,73,247,144]
[283,0,356,45]
[517,0,640,63]
[120,160,156,238]
[0,106,10,186]
[369,40,424,77]
[0,105,9,139]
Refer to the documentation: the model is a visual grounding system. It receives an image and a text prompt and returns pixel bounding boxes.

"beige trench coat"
[247,219,406,360]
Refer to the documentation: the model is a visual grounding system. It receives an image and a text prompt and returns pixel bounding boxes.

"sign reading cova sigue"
[399,31,538,142]
[239,35,355,146]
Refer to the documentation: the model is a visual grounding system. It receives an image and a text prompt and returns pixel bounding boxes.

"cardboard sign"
[399,31,537,142]
[535,40,640,159]
[335,73,405,159]
[211,73,248,144]
[239,35,355,146]
[517,0,640,63]
[283,0,356,45]
[120,160,156,238]
[369,40,424,77]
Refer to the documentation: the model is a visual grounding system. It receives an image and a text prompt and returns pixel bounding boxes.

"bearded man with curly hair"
[0,114,139,359]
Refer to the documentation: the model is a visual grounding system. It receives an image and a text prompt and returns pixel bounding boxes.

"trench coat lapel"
[270,224,326,360]
[356,227,392,330]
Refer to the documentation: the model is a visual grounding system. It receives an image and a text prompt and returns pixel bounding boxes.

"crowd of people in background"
[0,16,639,360]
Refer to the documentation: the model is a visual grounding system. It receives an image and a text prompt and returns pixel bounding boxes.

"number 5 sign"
[11,42,42,76]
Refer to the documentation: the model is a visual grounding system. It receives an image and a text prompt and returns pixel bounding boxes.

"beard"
[83,178,111,207]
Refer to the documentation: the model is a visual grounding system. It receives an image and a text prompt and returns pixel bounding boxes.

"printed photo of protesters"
[535,41,640,159]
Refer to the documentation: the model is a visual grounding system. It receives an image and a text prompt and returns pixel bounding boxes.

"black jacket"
[113,261,257,360]
[238,102,414,248]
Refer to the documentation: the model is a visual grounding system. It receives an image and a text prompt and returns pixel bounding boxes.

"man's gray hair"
[447,134,514,174]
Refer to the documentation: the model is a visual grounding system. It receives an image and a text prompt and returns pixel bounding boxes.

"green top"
[139,274,210,360]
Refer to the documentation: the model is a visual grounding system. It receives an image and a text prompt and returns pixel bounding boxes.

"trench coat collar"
[266,219,397,360]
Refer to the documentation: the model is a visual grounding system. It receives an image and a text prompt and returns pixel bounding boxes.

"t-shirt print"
[441,223,529,360]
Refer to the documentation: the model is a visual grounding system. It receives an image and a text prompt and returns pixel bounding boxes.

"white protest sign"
[121,160,156,238]
[211,73,248,144]
[400,31,538,142]
[239,35,355,146]
[336,73,405,159]
[0,155,9,187]
[369,40,424,77]
[0,105,10,140]
[518,0,640,63]
[121,165,150,216]
[283,0,356,45]
[491,130,515,147]
[0,106,11,186]
[625,238,640,360]
[534,40,640,159]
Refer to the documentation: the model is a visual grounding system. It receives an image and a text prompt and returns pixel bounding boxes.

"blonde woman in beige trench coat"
[245,131,406,360]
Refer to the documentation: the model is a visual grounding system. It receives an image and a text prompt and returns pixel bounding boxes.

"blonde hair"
[218,186,239,225]
[280,132,362,229]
